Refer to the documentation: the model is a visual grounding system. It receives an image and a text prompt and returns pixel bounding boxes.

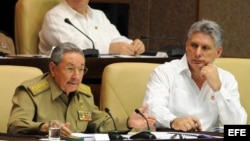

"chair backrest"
[15,0,63,54]
[0,65,43,133]
[214,58,250,124]
[100,62,160,118]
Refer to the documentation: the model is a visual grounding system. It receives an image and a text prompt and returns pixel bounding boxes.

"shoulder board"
[28,79,49,95]
[77,84,92,96]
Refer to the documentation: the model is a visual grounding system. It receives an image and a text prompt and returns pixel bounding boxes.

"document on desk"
[113,55,167,58]
[98,54,168,58]
[127,132,196,139]
[72,132,189,140]
[211,126,224,133]
[71,133,109,141]
[6,54,49,58]
[153,132,197,139]
[40,131,223,140]
[128,131,223,139]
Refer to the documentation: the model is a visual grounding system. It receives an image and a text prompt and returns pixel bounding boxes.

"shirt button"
[211,95,215,101]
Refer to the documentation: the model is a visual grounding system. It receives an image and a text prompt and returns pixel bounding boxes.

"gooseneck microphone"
[130,109,156,140]
[135,109,151,132]
[104,107,123,140]
[64,18,99,57]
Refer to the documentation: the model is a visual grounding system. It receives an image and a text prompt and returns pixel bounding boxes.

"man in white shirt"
[143,19,247,131]
[39,0,145,56]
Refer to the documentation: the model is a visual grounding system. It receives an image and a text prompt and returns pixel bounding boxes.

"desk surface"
[0,56,178,106]
[0,131,223,141]
[0,56,175,79]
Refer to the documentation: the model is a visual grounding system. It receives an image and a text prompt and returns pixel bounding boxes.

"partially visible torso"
[8,73,106,133]
[39,1,131,55]
[144,55,239,131]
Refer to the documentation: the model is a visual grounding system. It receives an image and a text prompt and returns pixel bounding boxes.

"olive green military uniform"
[7,73,130,135]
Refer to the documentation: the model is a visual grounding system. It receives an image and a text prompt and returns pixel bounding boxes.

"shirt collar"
[46,74,65,100]
[63,1,93,20]
[178,53,192,77]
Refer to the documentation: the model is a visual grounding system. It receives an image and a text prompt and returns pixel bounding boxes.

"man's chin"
[67,85,79,92]
[191,64,204,71]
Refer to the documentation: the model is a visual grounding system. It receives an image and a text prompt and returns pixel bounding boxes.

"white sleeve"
[143,65,177,128]
[214,70,247,124]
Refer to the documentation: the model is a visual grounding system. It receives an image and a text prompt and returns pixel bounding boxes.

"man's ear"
[49,61,56,76]
[216,47,223,58]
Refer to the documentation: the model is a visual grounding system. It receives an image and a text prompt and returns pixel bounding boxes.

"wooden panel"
[129,0,199,54]
[199,0,250,58]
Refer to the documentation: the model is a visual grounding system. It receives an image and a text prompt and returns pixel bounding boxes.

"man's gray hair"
[50,42,84,65]
[187,19,223,48]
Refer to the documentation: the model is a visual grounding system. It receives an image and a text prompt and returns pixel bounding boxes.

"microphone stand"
[64,18,99,57]
[104,108,124,140]
[130,109,156,140]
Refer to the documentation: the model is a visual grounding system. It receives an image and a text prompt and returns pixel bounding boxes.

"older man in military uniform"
[7,42,156,137]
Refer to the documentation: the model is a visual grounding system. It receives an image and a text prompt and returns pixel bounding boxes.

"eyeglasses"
[64,67,88,75]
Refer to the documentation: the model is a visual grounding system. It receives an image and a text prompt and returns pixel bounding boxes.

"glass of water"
[49,120,61,141]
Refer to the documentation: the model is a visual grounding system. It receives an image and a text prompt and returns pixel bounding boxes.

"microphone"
[130,109,156,140]
[141,35,185,57]
[64,18,99,57]
[104,107,123,140]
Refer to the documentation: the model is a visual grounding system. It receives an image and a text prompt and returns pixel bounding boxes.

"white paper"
[94,134,110,141]
[99,54,158,58]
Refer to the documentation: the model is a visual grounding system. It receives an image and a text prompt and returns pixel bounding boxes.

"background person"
[7,42,155,137]
[39,0,145,56]
[0,31,15,55]
[143,19,247,132]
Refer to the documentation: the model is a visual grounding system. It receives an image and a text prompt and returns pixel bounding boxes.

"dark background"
[0,0,17,39]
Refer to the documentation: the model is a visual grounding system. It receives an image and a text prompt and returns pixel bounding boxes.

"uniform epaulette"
[77,84,92,96]
[28,79,49,95]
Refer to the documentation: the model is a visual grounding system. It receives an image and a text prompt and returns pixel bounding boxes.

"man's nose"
[195,47,202,57]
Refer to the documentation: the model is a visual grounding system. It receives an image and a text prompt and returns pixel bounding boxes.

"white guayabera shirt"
[143,54,247,131]
[39,1,132,55]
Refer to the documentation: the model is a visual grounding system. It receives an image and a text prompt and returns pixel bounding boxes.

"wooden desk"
[0,132,223,141]
[0,56,177,106]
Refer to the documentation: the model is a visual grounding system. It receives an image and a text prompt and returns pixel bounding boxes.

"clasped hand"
[40,122,72,137]
[200,63,221,91]
[171,116,202,131]
[109,39,145,55]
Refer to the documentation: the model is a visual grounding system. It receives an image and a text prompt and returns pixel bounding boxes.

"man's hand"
[60,122,72,137]
[171,116,202,131]
[109,42,135,55]
[200,63,221,91]
[131,39,145,55]
[39,122,72,137]
[109,39,145,55]
[127,104,156,130]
